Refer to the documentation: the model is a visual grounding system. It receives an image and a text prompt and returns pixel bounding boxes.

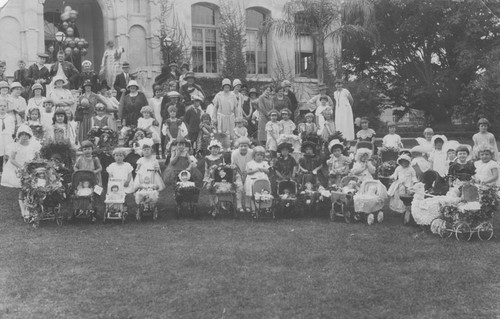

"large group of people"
[0,48,498,223]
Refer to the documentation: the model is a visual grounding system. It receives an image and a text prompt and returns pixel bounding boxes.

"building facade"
[0,0,340,96]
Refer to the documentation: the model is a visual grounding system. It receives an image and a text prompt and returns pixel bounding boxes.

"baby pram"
[20,160,66,228]
[104,178,127,223]
[330,176,358,223]
[252,179,275,220]
[276,180,299,217]
[175,171,201,218]
[135,169,160,221]
[353,179,388,225]
[71,170,98,222]
[210,165,236,219]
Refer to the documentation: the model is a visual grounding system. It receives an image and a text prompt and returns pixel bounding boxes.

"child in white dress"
[351,148,376,182]
[381,122,403,150]
[265,109,280,157]
[233,117,248,139]
[1,125,41,220]
[388,154,418,213]
[133,139,165,191]
[0,99,15,173]
[244,146,270,212]
[474,143,500,186]
[429,135,448,177]
[278,108,300,152]
[106,148,134,194]
[137,105,161,147]
[472,118,499,161]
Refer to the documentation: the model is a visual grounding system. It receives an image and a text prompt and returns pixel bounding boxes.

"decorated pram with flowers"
[19,160,66,228]
[209,164,236,219]
[135,169,160,221]
[104,178,127,223]
[252,179,275,219]
[430,183,495,241]
[377,147,399,188]
[276,180,299,217]
[39,141,76,197]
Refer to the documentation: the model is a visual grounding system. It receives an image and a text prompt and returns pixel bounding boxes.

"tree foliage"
[343,0,500,124]
[158,1,191,65]
[219,0,247,80]
[261,0,376,84]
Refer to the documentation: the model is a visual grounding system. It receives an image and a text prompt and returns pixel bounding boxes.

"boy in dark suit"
[183,95,203,147]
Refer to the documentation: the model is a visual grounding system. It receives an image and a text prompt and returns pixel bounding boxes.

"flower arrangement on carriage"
[29,123,45,142]
[377,160,397,177]
[39,141,76,195]
[87,127,119,153]
[18,160,66,227]
[432,183,496,241]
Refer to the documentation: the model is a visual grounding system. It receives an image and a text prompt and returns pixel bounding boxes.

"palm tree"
[260,0,376,84]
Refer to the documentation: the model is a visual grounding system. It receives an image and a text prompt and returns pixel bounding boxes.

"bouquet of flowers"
[378,160,397,177]
[29,123,45,142]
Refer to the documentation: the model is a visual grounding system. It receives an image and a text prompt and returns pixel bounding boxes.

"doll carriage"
[433,183,495,241]
[297,174,320,213]
[252,179,275,220]
[104,178,127,223]
[175,170,201,218]
[377,148,399,188]
[135,169,160,221]
[210,165,237,219]
[276,180,299,217]
[40,141,76,197]
[20,161,66,228]
[71,170,98,222]
[353,179,388,225]
[330,176,358,223]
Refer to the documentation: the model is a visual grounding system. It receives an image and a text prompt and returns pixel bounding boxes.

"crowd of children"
[1,66,499,221]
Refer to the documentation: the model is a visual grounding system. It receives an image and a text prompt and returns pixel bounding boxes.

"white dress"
[133,156,166,191]
[429,149,448,177]
[107,162,134,193]
[244,160,270,196]
[137,117,161,144]
[149,97,163,125]
[0,114,16,157]
[383,134,403,149]
[333,89,354,140]
[474,160,500,186]
[27,97,46,115]
[1,140,41,188]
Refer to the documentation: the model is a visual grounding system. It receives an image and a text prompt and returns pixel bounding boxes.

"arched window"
[192,4,218,74]
[246,8,267,75]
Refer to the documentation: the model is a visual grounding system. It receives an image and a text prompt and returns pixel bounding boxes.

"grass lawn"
[0,184,499,319]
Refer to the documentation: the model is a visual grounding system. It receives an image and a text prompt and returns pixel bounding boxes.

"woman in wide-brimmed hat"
[118,79,149,127]
[76,79,105,143]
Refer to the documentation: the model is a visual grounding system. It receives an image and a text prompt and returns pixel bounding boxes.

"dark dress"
[298,155,323,187]
[242,98,258,139]
[448,160,476,181]
[119,92,149,127]
[26,64,50,95]
[79,71,100,92]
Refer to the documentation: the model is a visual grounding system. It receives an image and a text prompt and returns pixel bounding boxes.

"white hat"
[355,148,372,161]
[53,75,68,86]
[232,79,242,87]
[138,138,154,149]
[81,60,92,67]
[222,78,231,88]
[16,124,33,138]
[10,82,23,90]
[208,139,222,150]
[431,135,448,145]
[127,80,139,89]
[397,154,411,165]
[166,91,181,98]
[178,170,191,181]
[328,139,344,152]
[411,145,431,154]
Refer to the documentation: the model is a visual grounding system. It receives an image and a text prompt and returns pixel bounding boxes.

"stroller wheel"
[377,211,384,223]
[367,213,375,225]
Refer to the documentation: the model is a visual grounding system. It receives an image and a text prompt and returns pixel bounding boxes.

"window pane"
[206,45,217,73]
[246,52,256,74]
[192,5,215,25]
[192,28,204,72]
[246,9,264,29]
[257,51,267,74]
[246,32,256,50]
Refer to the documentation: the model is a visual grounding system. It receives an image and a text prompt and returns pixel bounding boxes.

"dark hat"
[122,61,130,67]
[248,88,258,96]
[169,61,178,67]
[277,142,293,153]
[81,79,93,88]
[37,52,49,58]
[172,136,191,147]
[180,63,190,69]
[99,80,110,90]
[301,141,317,154]
[185,71,195,79]
[80,140,94,150]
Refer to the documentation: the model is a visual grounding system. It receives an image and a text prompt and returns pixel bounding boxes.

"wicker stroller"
[20,161,66,228]
[175,170,201,218]
[353,179,388,225]
[377,148,399,188]
[71,170,97,222]
[135,169,160,221]
[252,179,275,220]
[104,178,127,223]
[210,165,236,219]
[276,180,299,217]
[330,176,358,222]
